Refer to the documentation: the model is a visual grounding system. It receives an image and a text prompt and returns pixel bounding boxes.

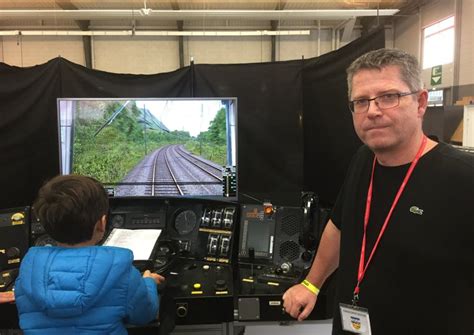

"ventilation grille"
[281,214,299,236]
[279,240,299,261]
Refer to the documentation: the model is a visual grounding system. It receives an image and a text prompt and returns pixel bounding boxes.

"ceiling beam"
[170,1,180,11]
[55,0,89,31]
[170,0,184,68]
[177,20,184,68]
[276,1,287,10]
[0,9,400,21]
[55,1,92,69]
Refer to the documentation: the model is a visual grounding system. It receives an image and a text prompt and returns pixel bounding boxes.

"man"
[283,48,473,334]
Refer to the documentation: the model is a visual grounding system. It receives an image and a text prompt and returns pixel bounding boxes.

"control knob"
[176,303,188,318]
[215,279,227,291]
[6,247,20,258]
[280,262,293,274]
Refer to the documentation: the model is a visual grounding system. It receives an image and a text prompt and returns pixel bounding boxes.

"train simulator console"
[2,195,333,332]
[107,197,239,326]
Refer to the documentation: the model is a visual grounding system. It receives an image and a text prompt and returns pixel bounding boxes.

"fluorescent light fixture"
[0,9,399,21]
[0,30,311,37]
[0,30,20,36]
[21,30,132,36]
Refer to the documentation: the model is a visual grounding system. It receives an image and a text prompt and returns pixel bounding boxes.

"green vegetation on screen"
[73,102,227,183]
[185,108,227,166]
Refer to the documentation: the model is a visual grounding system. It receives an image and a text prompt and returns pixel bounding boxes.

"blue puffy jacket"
[15,246,159,334]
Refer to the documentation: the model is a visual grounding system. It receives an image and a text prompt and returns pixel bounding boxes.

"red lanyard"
[353,136,427,304]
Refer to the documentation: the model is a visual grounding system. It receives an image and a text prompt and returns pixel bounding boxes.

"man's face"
[350,65,427,154]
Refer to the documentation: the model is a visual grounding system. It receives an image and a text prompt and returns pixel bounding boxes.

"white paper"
[102,228,162,260]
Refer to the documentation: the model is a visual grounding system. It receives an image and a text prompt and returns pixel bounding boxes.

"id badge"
[339,303,372,334]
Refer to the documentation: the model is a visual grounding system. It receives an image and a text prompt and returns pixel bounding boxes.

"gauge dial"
[34,234,58,247]
[110,214,125,228]
[174,210,197,235]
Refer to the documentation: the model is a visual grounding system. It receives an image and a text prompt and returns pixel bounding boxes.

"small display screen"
[246,220,272,257]
[239,205,275,259]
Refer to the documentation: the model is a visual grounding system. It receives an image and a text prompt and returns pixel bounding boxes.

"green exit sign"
[431,65,442,86]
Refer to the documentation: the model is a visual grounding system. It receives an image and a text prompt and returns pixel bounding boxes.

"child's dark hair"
[33,174,109,244]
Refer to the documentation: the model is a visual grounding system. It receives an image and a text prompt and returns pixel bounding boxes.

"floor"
[243,320,332,335]
[170,320,333,335]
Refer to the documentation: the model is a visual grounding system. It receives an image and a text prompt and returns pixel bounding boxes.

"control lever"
[0,268,19,292]
[248,247,255,278]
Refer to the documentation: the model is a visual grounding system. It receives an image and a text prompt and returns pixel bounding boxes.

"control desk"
[107,197,239,326]
[2,197,334,332]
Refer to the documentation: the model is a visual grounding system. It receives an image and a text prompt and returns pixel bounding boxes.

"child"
[15,174,163,334]
[0,291,15,303]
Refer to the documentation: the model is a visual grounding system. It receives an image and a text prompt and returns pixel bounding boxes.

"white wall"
[419,0,456,89]
[394,0,474,89]
[278,28,333,61]
[394,12,420,59]
[0,26,387,74]
[384,26,394,48]
[458,0,474,86]
[184,36,272,65]
[0,34,329,72]
[4,3,470,82]
[92,36,179,74]
[1,36,85,67]
[420,0,455,27]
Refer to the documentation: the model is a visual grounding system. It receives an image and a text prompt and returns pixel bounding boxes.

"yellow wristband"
[301,279,320,295]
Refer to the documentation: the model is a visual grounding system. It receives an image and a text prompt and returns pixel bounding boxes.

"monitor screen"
[57,98,237,198]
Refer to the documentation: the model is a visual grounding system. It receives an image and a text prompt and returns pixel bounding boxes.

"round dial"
[110,215,125,228]
[34,234,58,247]
[174,210,197,235]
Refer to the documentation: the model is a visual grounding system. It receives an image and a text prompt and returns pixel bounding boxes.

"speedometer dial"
[174,210,197,235]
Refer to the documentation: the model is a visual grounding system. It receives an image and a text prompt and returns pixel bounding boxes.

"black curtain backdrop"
[0,59,61,210]
[194,60,305,205]
[303,29,386,205]
[0,29,384,209]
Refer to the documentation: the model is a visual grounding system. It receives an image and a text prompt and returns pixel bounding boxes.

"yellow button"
[193,283,201,290]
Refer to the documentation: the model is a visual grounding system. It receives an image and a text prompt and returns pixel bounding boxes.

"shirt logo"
[409,206,424,215]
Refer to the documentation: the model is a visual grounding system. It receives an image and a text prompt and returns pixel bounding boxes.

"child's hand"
[0,291,15,304]
[143,270,165,285]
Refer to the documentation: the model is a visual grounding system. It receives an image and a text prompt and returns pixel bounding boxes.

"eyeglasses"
[348,91,419,114]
